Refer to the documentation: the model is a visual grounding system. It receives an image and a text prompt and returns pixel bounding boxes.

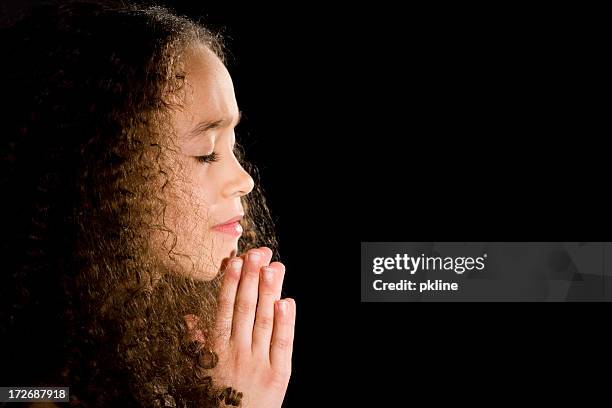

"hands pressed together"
[184,247,296,407]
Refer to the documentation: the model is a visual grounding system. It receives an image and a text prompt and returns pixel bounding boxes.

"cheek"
[149,168,233,280]
[173,163,215,219]
[167,177,213,245]
[184,161,219,206]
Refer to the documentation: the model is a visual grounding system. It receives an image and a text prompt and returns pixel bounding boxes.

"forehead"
[179,44,239,129]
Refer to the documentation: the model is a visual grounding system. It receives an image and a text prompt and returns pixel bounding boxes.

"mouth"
[211,215,244,237]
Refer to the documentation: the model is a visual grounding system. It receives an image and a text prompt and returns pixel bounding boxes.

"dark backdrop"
[355,4,609,405]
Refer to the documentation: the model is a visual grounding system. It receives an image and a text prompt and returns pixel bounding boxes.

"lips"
[212,215,243,228]
[211,215,244,237]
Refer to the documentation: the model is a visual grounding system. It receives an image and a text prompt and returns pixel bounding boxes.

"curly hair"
[0,1,277,406]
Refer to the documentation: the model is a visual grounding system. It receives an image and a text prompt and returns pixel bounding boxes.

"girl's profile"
[0,1,295,407]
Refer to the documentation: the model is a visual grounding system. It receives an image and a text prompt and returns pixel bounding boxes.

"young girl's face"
[159,44,254,281]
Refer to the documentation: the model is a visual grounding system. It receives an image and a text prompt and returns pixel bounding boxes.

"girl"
[0,1,295,406]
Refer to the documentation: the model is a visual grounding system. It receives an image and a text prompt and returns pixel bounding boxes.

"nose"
[223,156,255,199]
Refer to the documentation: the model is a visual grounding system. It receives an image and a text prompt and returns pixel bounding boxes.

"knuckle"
[259,286,276,296]
[226,259,243,275]
[247,267,259,277]
[216,316,232,328]
[272,338,292,350]
[225,269,240,281]
[230,349,246,368]
[217,297,234,312]
[248,249,262,259]
[279,315,296,328]
[254,315,274,331]
[234,300,255,316]
[269,366,291,386]
[216,323,231,338]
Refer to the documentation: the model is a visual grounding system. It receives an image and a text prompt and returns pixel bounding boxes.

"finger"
[239,246,272,266]
[214,257,243,347]
[219,249,237,272]
[252,262,285,355]
[270,298,296,375]
[258,246,273,266]
[232,249,265,348]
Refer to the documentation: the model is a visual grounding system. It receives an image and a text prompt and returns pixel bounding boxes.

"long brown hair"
[0,1,277,406]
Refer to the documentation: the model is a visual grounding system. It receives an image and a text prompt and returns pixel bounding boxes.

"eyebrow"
[186,111,242,139]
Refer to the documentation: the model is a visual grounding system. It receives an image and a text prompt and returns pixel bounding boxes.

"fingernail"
[262,267,274,283]
[276,300,288,314]
[231,259,243,271]
[248,251,261,262]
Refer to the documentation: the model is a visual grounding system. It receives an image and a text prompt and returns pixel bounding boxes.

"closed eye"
[194,151,219,164]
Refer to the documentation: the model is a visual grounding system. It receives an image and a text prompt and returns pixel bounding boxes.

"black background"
[354,5,609,405]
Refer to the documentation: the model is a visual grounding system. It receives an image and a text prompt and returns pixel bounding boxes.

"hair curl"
[0,1,277,406]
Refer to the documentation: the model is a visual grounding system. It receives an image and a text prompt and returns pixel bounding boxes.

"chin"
[214,243,238,267]
[189,243,237,282]
[212,235,239,257]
